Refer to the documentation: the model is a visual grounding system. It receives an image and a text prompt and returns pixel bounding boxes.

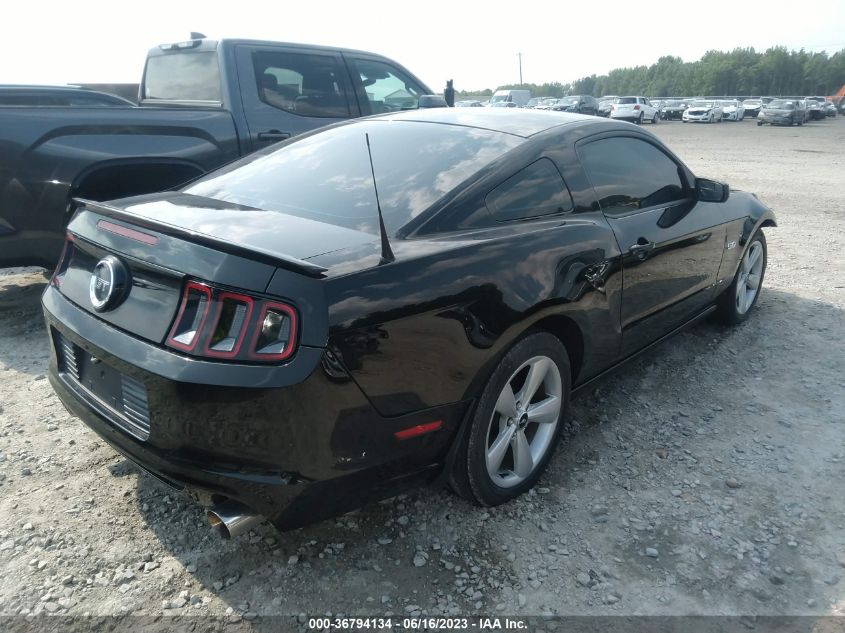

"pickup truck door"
[577,133,726,357]
[234,44,360,152]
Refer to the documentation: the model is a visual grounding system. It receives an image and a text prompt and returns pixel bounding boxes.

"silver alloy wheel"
[736,241,764,314]
[485,356,562,488]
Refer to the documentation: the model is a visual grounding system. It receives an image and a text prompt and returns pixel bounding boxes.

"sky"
[1,0,844,92]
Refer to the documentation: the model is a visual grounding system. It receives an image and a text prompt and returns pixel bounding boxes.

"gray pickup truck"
[0,37,433,268]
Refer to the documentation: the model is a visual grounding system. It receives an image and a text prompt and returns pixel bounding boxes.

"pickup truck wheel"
[715,231,767,326]
[448,332,570,506]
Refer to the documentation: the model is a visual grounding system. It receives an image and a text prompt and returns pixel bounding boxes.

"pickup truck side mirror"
[695,177,730,203]
[418,95,449,108]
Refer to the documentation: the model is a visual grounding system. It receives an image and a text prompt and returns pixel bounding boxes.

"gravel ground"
[0,116,844,624]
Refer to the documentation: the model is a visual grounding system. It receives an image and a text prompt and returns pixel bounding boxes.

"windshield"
[558,97,579,105]
[743,99,761,105]
[143,51,221,102]
[768,99,794,109]
[691,100,714,108]
[721,101,737,107]
[185,121,522,235]
[664,100,681,106]
[490,94,510,103]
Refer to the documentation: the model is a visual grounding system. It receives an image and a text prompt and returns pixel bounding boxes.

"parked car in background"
[489,89,531,107]
[490,101,518,108]
[804,97,824,120]
[525,97,545,108]
[455,99,484,107]
[824,101,837,117]
[610,96,658,124]
[42,107,776,536]
[0,85,135,106]
[660,99,688,120]
[550,95,598,115]
[682,100,723,123]
[597,96,618,117]
[0,36,435,269]
[742,99,762,118]
[720,100,745,121]
[757,99,803,126]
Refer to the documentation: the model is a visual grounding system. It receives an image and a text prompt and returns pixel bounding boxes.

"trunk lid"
[55,192,365,346]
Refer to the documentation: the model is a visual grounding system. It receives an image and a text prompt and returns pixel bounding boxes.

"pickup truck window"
[144,52,222,102]
[349,59,425,115]
[252,51,350,118]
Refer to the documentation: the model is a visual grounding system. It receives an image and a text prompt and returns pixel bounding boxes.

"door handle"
[257,130,291,142]
[629,239,655,257]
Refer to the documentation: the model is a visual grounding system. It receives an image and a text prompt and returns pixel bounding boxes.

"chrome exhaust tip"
[207,500,265,540]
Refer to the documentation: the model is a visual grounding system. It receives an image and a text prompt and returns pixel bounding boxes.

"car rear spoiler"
[72,198,328,278]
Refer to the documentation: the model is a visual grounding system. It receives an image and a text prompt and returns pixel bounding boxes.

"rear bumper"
[43,286,468,529]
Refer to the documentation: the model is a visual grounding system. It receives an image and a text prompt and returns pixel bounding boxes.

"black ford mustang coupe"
[43,109,776,538]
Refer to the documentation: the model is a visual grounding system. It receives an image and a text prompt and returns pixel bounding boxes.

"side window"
[252,51,350,118]
[579,137,686,215]
[349,58,425,115]
[486,159,573,222]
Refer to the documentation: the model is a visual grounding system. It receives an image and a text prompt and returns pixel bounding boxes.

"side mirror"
[418,94,449,108]
[695,178,730,203]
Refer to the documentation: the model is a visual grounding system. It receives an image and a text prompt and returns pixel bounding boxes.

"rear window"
[617,97,637,104]
[143,52,221,102]
[184,121,522,235]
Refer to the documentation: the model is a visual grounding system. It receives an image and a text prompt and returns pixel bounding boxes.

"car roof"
[372,108,597,138]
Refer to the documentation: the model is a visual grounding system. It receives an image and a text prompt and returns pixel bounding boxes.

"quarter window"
[349,59,425,115]
[579,137,686,215]
[486,159,573,222]
[252,51,350,118]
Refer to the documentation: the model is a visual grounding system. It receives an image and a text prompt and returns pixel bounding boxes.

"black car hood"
[79,192,378,270]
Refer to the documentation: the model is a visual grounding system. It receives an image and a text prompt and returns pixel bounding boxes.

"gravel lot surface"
[1,116,844,625]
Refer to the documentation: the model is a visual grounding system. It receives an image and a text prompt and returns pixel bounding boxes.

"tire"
[715,231,767,326]
[757,121,763,126]
[637,112,644,124]
[798,119,803,127]
[652,112,659,124]
[449,332,570,506]
[707,114,713,124]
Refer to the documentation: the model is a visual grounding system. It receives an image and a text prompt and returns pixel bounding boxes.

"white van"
[488,89,532,107]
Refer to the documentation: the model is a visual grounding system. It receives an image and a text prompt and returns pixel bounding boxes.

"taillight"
[250,302,297,361]
[50,233,76,289]
[633,105,640,110]
[166,281,298,363]
[610,105,615,111]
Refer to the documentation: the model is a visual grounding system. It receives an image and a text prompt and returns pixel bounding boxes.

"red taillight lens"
[249,302,297,361]
[166,282,212,352]
[166,281,298,363]
[204,292,254,358]
[633,105,640,110]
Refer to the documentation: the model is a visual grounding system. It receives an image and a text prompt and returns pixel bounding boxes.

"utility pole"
[518,52,523,86]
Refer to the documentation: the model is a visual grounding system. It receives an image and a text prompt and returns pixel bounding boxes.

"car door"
[577,133,727,356]
[641,98,655,120]
[234,44,359,152]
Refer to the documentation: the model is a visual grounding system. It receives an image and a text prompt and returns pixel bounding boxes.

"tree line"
[459,47,845,99]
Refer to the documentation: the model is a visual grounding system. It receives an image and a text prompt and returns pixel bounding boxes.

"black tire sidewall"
[464,332,570,506]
